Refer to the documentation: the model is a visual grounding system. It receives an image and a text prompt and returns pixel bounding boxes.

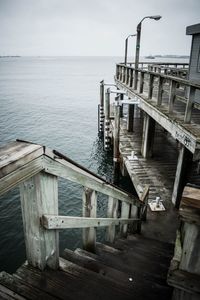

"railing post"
[98,80,104,136]
[20,172,59,270]
[156,76,164,106]
[169,80,177,113]
[104,89,111,151]
[139,71,144,94]
[106,196,119,243]
[133,69,138,90]
[148,73,154,99]
[184,86,196,123]
[120,202,130,238]
[82,188,97,253]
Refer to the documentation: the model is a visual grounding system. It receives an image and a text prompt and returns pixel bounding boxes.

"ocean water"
[0,56,188,273]
[0,56,125,273]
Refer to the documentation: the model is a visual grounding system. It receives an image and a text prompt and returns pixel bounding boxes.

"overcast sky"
[0,0,199,56]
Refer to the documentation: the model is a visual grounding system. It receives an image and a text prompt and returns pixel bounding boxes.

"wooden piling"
[98,80,105,135]
[141,113,155,158]
[113,97,121,171]
[172,145,193,208]
[104,89,111,150]
[127,103,134,132]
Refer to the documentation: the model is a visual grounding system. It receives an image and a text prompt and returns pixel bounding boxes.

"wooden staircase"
[0,234,173,300]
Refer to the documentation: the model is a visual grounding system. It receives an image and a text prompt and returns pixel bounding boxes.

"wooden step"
[62,248,133,289]
[1,258,133,300]
[73,246,173,300]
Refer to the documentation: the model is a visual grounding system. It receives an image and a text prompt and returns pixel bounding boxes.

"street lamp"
[124,34,136,65]
[134,15,162,89]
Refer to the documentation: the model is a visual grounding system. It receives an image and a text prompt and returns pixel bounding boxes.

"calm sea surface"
[0,56,188,272]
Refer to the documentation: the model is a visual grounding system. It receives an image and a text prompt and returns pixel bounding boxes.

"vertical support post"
[120,93,124,117]
[127,103,134,132]
[20,172,59,270]
[106,196,119,242]
[98,80,104,135]
[169,80,177,113]
[141,113,155,158]
[148,73,154,99]
[156,76,164,106]
[139,72,144,94]
[184,86,195,123]
[113,98,121,171]
[82,188,97,253]
[104,89,111,151]
[120,202,130,238]
[172,145,193,208]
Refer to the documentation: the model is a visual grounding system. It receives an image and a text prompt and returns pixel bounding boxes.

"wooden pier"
[0,140,174,300]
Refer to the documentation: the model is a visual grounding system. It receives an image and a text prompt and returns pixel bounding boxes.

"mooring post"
[98,80,105,136]
[104,88,111,151]
[20,172,59,270]
[113,96,121,174]
[82,188,97,253]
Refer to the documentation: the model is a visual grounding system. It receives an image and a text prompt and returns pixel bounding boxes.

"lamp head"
[149,15,162,21]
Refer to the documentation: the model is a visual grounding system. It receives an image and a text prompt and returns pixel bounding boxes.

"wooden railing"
[116,63,200,124]
[0,140,148,271]
[167,185,200,298]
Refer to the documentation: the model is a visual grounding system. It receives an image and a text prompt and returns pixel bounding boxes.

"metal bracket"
[149,197,165,211]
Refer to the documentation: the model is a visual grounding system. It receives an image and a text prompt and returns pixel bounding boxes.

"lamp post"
[124,34,136,65]
[134,15,162,89]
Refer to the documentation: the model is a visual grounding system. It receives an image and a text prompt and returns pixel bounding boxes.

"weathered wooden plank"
[181,186,200,209]
[106,196,119,242]
[179,222,200,275]
[42,215,137,229]
[168,80,177,113]
[172,145,193,207]
[82,188,97,252]
[43,156,140,206]
[0,145,43,179]
[0,272,55,300]
[120,202,130,237]
[0,157,44,196]
[141,113,155,158]
[0,283,26,300]
[20,172,59,270]
[184,86,196,123]
[168,268,200,294]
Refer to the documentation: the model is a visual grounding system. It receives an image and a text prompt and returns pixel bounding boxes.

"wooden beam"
[20,172,59,270]
[120,202,130,238]
[42,215,137,229]
[82,188,97,252]
[141,113,155,158]
[106,196,119,242]
[127,104,134,132]
[104,90,111,150]
[184,86,196,123]
[43,156,140,206]
[168,80,177,113]
[172,145,193,208]
[0,157,44,196]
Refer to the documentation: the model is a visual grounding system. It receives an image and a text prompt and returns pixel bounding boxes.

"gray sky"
[0,0,199,56]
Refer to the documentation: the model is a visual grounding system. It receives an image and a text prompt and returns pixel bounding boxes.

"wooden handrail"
[0,140,144,269]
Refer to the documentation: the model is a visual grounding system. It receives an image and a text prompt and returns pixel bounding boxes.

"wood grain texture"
[20,172,59,270]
